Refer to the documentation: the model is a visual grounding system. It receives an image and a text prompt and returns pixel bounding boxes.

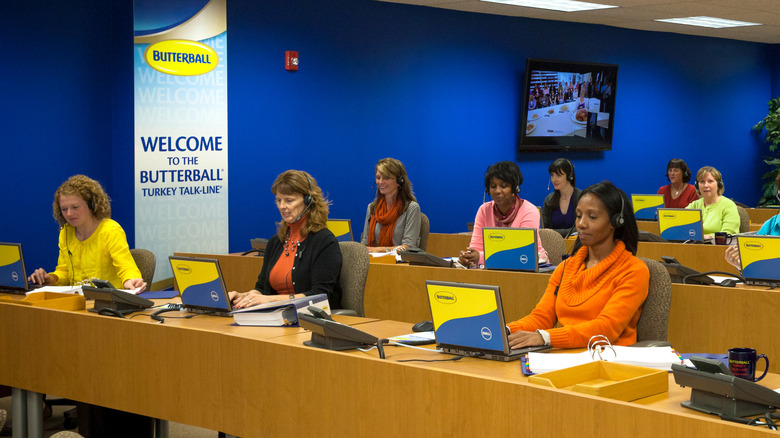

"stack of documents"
[229,293,329,326]
[526,346,683,374]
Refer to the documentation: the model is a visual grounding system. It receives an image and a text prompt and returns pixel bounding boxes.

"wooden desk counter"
[3,301,778,437]
[426,232,471,257]
[563,238,737,275]
[364,263,550,324]
[223,318,779,437]
[747,208,780,225]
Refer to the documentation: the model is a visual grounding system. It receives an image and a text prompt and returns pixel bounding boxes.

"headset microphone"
[291,202,311,224]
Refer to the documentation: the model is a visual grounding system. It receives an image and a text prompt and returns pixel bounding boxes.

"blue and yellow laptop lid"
[657,208,703,241]
[482,227,538,271]
[0,242,28,292]
[169,256,232,313]
[737,235,780,284]
[326,219,353,242]
[631,194,665,220]
[425,280,509,354]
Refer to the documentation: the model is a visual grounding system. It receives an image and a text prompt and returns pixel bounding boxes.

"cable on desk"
[397,356,465,363]
[682,271,744,285]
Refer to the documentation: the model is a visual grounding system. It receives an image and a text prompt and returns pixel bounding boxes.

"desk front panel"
[0,303,225,431]
[174,251,263,293]
[364,263,550,324]
[747,208,780,225]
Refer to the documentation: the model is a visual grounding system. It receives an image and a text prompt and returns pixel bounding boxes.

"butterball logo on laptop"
[175,264,192,274]
[434,291,457,304]
[744,241,763,250]
[487,233,505,241]
[662,213,675,219]
[481,327,492,340]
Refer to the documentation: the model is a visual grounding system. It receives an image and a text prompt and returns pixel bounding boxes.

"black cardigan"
[254,228,343,307]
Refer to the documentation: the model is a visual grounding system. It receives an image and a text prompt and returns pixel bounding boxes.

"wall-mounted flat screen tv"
[519,59,618,152]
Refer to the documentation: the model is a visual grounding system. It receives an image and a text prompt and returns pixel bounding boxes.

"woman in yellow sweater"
[28,175,146,291]
[507,181,649,349]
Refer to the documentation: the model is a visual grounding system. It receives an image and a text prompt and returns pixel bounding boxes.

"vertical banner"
[133,0,228,281]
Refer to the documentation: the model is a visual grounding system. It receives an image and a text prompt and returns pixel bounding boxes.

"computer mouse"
[719,278,739,287]
[412,320,434,332]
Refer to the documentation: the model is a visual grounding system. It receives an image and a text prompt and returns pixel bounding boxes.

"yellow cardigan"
[507,240,649,348]
[50,219,142,288]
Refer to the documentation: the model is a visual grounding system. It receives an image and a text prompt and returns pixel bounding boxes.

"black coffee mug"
[714,232,732,245]
[728,348,769,381]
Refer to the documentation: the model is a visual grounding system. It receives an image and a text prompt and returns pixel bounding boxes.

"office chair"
[331,241,369,317]
[50,432,84,438]
[130,248,156,290]
[736,206,750,233]
[418,212,430,251]
[635,257,673,343]
[538,228,566,265]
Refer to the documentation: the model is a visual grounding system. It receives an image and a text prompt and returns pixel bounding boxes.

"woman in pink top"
[459,161,548,267]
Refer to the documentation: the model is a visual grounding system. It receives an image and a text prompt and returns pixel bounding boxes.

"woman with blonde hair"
[29,175,145,291]
[230,170,342,308]
[686,166,739,239]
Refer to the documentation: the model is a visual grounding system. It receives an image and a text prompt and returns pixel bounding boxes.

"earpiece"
[565,158,575,182]
[398,175,404,185]
[303,175,313,206]
[87,191,95,212]
[611,193,625,228]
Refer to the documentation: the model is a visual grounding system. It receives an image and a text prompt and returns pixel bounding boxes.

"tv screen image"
[519,58,618,152]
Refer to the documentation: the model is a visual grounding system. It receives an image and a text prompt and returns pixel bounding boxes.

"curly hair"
[272,170,331,240]
[52,175,111,226]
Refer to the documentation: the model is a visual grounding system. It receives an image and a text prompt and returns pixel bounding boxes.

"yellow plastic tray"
[528,361,668,402]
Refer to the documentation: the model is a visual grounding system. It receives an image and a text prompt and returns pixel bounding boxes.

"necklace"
[283,230,301,257]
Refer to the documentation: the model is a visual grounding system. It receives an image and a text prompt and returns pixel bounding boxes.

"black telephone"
[299,310,377,351]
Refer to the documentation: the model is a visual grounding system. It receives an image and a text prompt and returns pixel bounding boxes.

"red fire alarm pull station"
[285,51,299,71]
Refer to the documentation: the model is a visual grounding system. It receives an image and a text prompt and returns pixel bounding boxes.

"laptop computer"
[169,256,233,316]
[736,235,780,287]
[482,227,555,272]
[631,194,665,221]
[425,280,550,361]
[326,219,353,242]
[657,208,704,242]
[0,242,41,294]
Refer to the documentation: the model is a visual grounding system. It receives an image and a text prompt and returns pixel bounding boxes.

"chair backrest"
[736,205,750,233]
[538,228,566,265]
[636,257,672,342]
[130,248,156,290]
[337,241,370,316]
[418,212,430,251]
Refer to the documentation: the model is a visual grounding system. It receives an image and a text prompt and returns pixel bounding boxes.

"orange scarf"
[368,196,402,247]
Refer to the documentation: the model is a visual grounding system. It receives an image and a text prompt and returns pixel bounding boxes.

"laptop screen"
[631,194,665,220]
[169,256,233,313]
[0,242,29,292]
[482,227,538,271]
[737,235,780,284]
[326,219,353,242]
[426,280,509,354]
[657,208,703,241]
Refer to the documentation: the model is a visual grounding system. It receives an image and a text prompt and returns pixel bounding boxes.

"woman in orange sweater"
[507,181,649,349]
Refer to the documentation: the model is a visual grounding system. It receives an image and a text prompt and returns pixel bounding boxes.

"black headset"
[694,176,724,194]
[611,193,626,228]
[303,174,313,206]
[397,174,404,185]
[564,158,575,182]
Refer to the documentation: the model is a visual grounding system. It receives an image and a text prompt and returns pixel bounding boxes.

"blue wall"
[1,0,777,273]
